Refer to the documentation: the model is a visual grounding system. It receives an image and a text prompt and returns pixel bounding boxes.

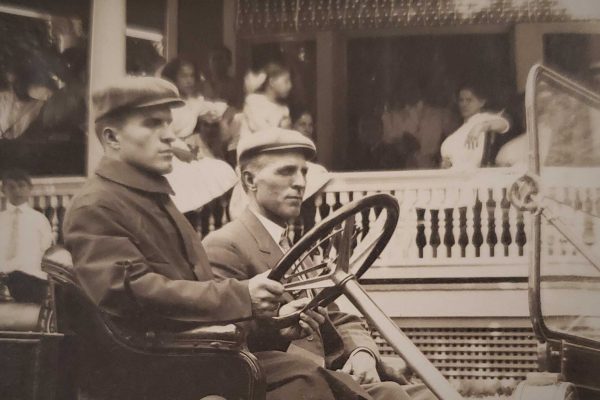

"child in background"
[227,63,293,154]
[0,169,52,303]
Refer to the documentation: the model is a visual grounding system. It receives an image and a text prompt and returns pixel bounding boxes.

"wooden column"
[316,31,347,169]
[223,0,237,74]
[164,0,178,61]
[87,0,127,175]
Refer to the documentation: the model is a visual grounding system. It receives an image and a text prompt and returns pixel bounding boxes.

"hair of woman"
[161,57,196,85]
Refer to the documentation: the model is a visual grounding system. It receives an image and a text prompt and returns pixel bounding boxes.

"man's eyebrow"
[275,164,298,172]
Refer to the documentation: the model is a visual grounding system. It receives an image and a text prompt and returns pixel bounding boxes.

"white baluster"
[220,197,229,227]
[403,189,419,260]
[508,195,519,257]
[339,191,350,207]
[50,196,60,244]
[480,187,490,259]
[388,189,404,264]
[450,187,461,260]
[493,186,504,258]
[417,188,432,259]
[437,187,449,260]
[208,212,216,235]
[325,191,336,214]
[314,193,323,225]
[465,188,477,259]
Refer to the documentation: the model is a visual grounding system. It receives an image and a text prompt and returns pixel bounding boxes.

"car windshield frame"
[525,64,600,349]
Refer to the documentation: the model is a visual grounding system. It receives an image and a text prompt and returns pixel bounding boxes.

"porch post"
[87,0,127,176]
[223,0,237,74]
[164,0,178,61]
[316,31,347,169]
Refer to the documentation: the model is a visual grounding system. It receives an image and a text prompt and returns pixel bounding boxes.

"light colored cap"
[237,127,317,163]
[92,76,184,121]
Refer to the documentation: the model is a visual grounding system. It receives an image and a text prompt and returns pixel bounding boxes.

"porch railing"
[2,167,596,279]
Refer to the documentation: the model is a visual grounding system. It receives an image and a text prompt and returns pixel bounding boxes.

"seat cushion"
[0,302,41,331]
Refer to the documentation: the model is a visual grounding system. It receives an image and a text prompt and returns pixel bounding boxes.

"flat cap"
[237,127,316,163]
[92,76,184,121]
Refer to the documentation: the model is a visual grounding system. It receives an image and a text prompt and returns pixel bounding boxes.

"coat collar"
[239,208,283,257]
[95,157,174,195]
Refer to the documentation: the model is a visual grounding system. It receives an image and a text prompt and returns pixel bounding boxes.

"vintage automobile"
[509,64,600,400]
[0,64,599,400]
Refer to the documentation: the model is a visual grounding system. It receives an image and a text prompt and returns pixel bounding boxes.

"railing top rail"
[322,167,525,192]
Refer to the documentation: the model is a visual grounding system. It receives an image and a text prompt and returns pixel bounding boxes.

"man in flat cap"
[62,77,328,399]
[204,128,434,400]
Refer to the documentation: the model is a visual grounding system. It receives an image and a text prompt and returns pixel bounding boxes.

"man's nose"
[160,125,176,143]
[291,171,306,190]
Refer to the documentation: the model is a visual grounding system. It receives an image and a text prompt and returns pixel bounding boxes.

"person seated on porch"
[0,63,56,140]
[61,76,362,400]
[229,62,293,154]
[204,128,435,400]
[291,106,315,140]
[440,82,510,170]
[379,81,458,170]
[161,57,229,159]
[0,169,52,304]
[160,57,238,215]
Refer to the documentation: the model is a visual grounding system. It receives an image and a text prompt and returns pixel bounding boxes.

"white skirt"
[166,157,238,213]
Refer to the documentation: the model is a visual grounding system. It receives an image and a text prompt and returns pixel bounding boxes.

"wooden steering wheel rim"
[267,193,399,326]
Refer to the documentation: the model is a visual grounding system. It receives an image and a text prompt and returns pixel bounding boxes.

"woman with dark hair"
[291,107,315,139]
[161,57,228,159]
[158,57,236,214]
[440,82,510,170]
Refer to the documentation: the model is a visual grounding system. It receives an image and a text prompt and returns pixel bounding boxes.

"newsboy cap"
[92,76,184,122]
[237,127,316,163]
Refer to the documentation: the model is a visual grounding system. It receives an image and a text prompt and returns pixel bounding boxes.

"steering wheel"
[267,193,399,328]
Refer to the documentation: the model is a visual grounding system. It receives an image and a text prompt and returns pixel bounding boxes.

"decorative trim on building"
[236,0,599,34]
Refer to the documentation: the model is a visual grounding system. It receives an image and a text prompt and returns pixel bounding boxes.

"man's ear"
[241,170,257,192]
[101,127,120,150]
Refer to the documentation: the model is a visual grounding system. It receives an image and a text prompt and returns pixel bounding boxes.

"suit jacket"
[63,157,253,329]
[203,208,380,368]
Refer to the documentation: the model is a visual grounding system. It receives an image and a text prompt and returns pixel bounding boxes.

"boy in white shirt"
[0,169,52,303]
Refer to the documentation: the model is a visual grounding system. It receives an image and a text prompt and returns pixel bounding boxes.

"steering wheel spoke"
[267,194,399,328]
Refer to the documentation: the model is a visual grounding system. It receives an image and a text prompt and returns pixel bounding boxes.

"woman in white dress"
[227,63,293,151]
[160,58,237,213]
[440,84,510,170]
[228,63,296,218]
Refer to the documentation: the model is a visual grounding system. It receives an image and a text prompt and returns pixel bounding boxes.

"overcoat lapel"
[238,209,284,272]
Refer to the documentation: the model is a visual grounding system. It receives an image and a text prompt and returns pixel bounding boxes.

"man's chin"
[282,205,302,220]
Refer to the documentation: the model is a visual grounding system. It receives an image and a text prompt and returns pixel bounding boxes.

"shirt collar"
[249,208,286,245]
[6,202,29,212]
[95,157,174,195]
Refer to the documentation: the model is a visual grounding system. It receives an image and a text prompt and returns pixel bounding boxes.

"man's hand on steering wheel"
[278,298,327,340]
[340,350,381,384]
[248,270,285,318]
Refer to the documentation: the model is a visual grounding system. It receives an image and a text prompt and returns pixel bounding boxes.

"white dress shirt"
[0,202,52,279]
[250,208,287,251]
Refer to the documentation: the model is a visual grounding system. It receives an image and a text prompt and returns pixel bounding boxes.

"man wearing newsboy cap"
[62,77,328,400]
[204,128,434,400]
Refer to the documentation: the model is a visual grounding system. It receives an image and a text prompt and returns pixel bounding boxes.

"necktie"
[279,228,292,252]
[6,207,21,262]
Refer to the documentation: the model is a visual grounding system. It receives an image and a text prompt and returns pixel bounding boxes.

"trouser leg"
[256,351,372,400]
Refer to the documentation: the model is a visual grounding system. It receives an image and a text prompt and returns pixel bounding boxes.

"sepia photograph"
[0,0,599,399]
